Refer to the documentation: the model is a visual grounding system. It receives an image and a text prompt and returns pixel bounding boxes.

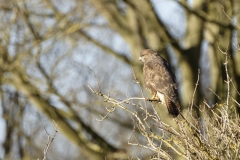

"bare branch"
[190,69,200,111]
[43,120,58,160]
[221,5,240,29]
[207,87,222,101]
[88,67,101,93]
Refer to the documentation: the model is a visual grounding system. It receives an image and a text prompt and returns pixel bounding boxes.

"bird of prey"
[139,49,180,117]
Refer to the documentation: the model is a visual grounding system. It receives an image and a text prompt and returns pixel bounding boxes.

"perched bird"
[139,49,180,117]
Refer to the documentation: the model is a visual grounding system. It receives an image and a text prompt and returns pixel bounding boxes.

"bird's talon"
[145,98,160,102]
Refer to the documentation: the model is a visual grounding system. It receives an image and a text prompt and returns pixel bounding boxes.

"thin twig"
[218,44,230,107]
[43,120,58,160]
[207,87,222,101]
[96,105,116,121]
[230,79,240,96]
[88,67,101,93]
[221,5,240,28]
[190,69,200,111]
[127,55,148,112]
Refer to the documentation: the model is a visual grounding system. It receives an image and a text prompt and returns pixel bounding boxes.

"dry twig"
[43,120,58,160]
[88,64,240,159]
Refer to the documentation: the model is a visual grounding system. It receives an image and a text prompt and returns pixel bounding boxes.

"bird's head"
[139,49,159,63]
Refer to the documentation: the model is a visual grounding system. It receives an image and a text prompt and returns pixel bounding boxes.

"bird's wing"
[144,60,179,106]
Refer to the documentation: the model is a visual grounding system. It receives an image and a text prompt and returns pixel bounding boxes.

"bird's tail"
[165,97,180,117]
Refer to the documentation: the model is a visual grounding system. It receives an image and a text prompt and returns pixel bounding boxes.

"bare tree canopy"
[0,0,240,159]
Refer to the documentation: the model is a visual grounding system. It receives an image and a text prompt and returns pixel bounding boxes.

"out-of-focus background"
[0,0,239,159]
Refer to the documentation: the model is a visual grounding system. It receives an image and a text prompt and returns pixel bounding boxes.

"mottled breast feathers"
[139,49,180,117]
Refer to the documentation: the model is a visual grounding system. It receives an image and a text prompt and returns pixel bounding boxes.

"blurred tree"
[89,0,240,110]
[0,0,239,159]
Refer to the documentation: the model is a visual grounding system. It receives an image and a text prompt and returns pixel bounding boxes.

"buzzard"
[139,49,180,117]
